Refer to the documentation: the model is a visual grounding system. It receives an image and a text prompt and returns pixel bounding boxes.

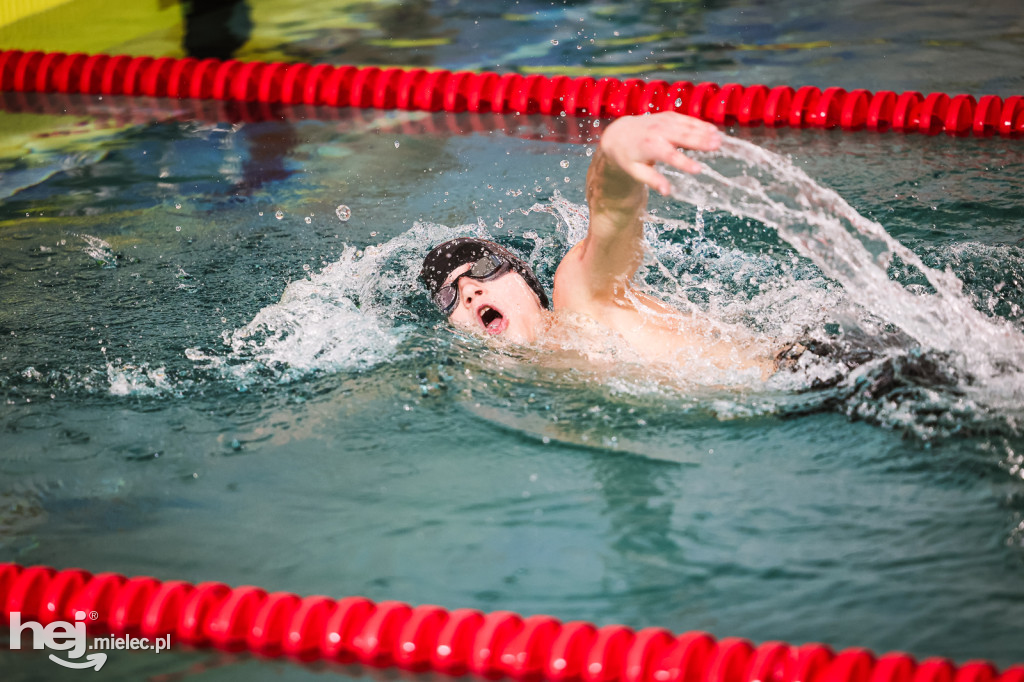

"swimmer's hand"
[571,113,721,302]
[599,112,721,196]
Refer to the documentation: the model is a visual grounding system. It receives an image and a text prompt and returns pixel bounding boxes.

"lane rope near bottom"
[1,563,1022,681]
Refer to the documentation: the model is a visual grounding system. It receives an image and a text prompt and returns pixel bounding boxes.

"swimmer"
[420,112,779,376]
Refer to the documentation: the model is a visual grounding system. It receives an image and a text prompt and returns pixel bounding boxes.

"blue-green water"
[2,1,1024,680]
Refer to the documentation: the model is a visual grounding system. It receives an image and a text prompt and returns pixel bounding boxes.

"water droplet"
[586,147,594,157]
[593,119,600,127]
[258,211,264,217]
[560,159,569,168]
[304,216,312,224]
[275,210,284,220]
[551,39,559,45]
[335,205,351,222]
[675,97,683,107]
[394,141,400,148]
[564,177,570,183]
[175,226,181,232]
[175,203,181,210]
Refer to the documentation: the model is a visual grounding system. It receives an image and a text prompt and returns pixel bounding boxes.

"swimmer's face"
[443,262,546,344]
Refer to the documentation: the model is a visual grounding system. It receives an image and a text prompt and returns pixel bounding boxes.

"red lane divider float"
[2,564,1023,680]
[0,49,1020,137]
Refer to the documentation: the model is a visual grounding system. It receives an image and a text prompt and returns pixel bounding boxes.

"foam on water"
[106,362,175,397]
[184,220,495,387]
[78,234,117,268]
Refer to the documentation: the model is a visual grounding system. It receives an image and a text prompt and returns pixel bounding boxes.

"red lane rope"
[2,564,1022,679]
[0,49,1020,137]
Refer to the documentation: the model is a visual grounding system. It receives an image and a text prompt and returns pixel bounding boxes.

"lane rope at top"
[0,49,1021,137]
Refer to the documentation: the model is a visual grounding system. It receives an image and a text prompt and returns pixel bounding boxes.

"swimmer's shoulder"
[552,241,607,315]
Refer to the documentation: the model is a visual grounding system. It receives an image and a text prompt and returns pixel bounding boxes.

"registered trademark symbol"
[89,611,99,621]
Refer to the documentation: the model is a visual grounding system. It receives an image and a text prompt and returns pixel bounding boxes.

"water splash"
[162,146,1024,439]
[513,160,1024,438]
[106,362,180,397]
[662,136,1024,410]
[78,234,117,268]
[190,220,496,385]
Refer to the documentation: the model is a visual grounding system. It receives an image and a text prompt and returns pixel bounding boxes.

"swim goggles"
[433,253,510,315]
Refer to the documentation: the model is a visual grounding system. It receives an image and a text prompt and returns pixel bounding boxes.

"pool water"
[1,1,1024,680]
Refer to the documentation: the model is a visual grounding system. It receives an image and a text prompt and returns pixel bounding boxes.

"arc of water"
[661,136,1024,380]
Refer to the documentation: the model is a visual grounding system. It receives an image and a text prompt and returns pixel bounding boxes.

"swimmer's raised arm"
[554,113,720,306]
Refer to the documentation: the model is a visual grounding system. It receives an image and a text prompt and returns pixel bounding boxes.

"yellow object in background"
[0,0,183,154]
[0,0,183,56]
[0,0,74,28]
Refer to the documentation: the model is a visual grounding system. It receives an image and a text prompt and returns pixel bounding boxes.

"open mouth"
[478,305,506,335]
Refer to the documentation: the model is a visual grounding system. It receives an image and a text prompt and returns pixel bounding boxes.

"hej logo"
[8,610,107,671]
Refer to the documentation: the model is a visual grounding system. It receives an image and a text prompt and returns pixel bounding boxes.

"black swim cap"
[420,237,550,310]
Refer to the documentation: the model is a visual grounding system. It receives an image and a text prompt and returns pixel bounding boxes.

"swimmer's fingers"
[625,161,675,196]
[636,114,719,177]
[658,117,720,177]
[599,112,720,191]
[660,113,722,153]
[656,143,704,177]
[636,138,704,193]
